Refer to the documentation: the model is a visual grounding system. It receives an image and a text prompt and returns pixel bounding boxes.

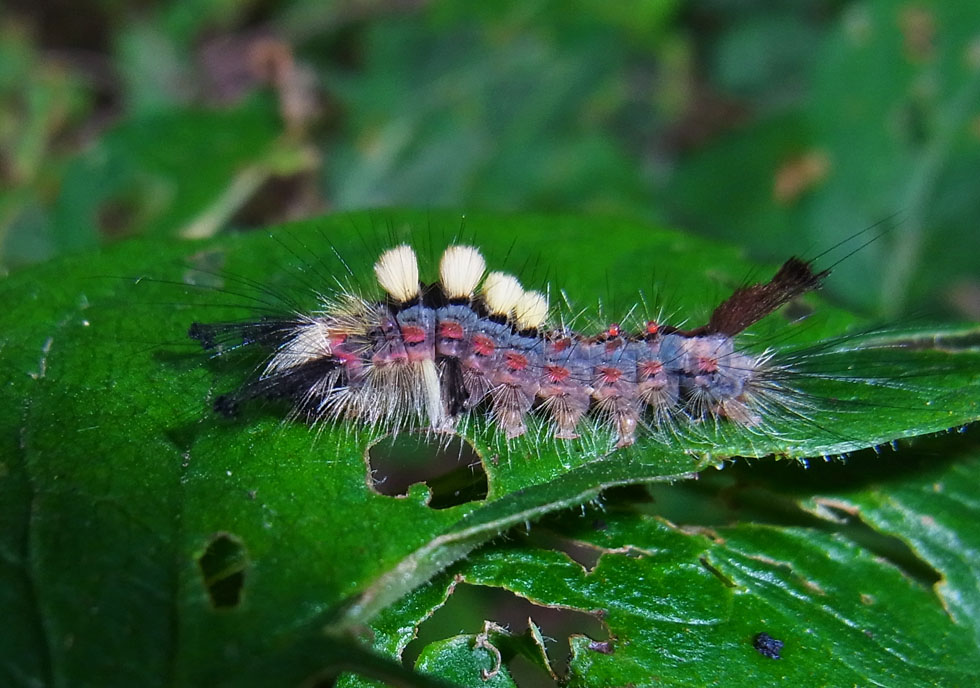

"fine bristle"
[439,245,486,299]
[482,272,524,316]
[374,245,420,303]
[515,290,549,329]
[190,229,938,457]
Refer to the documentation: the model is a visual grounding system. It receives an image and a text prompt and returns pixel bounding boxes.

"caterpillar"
[187,237,856,452]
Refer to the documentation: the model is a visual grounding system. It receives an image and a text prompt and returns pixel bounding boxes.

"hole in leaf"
[368,435,487,509]
[645,448,947,587]
[197,532,248,609]
[810,502,941,586]
[405,583,609,685]
[523,529,604,572]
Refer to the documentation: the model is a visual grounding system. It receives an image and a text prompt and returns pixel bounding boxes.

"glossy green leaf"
[0,210,977,686]
[393,440,980,686]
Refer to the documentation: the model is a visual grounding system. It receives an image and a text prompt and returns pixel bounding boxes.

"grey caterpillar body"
[189,242,830,448]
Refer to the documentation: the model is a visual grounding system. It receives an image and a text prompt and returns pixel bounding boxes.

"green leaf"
[798,449,980,647]
[393,439,980,685]
[0,210,977,686]
[415,627,518,688]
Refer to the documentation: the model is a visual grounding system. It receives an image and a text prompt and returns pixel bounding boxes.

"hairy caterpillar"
[186,232,916,455]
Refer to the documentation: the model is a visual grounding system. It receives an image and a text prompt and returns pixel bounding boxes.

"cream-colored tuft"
[265,320,332,373]
[514,290,549,329]
[374,245,420,302]
[419,358,445,429]
[439,245,486,299]
[482,272,524,316]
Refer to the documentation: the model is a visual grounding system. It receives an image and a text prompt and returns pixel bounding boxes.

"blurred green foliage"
[2,0,977,316]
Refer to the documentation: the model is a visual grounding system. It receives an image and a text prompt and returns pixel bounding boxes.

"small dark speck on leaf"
[753,632,784,659]
[592,518,607,530]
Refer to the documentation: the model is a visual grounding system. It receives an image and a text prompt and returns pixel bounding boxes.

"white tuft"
[514,290,549,330]
[374,245,420,302]
[265,319,332,373]
[439,245,486,299]
[482,272,524,316]
[419,358,445,429]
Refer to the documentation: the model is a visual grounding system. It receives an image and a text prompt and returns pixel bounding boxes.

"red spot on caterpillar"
[639,360,663,378]
[192,236,866,449]
[439,321,464,340]
[328,335,358,365]
[401,326,426,344]
[697,356,718,373]
[598,366,623,383]
[335,347,359,365]
[545,365,570,383]
[505,352,528,371]
[473,335,495,356]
